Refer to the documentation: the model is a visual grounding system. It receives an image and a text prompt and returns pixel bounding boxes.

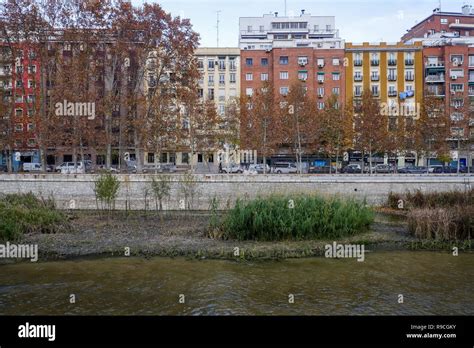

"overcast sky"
[133,0,472,47]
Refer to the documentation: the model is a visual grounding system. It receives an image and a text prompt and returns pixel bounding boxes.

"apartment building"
[195,47,240,116]
[0,44,41,171]
[240,12,345,138]
[402,5,474,167]
[345,42,424,166]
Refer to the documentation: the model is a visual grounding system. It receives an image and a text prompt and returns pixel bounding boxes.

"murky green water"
[0,251,473,315]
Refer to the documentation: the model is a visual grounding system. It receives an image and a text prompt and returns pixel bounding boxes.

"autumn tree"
[240,81,280,173]
[318,93,352,173]
[353,89,388,174]
[279,80,318,173]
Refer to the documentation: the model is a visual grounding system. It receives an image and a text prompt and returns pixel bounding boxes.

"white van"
[23,163,42,172]
[58,162,85,174]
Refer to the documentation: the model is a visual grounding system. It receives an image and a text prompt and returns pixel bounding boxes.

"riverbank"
[3,210,468,263]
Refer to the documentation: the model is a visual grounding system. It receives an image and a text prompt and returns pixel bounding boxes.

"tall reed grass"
[0,193,70,241]
[387,189,473,210]
[223,195,374,241]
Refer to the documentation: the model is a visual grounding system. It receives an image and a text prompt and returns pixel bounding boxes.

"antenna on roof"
[284,0,287,16]
[216,10,221,47]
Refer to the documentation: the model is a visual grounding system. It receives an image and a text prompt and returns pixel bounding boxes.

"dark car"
[397,166,427,174]
[341,164,363,174]
[0,164,7,172]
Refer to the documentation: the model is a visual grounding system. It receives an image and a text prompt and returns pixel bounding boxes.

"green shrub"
[94,173,120,211]
[222,195,374,241]
[0,193,69,242]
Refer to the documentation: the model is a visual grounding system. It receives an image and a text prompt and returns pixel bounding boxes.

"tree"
[318,94,352,173]
[239,81,280,173]
[353,90,388,174]
[281,80,318,173]
[414,93,449,169]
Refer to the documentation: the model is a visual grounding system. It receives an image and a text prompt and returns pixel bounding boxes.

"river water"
[0,251,473,315]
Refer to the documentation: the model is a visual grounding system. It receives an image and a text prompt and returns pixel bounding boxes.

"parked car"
[222,163,243,174]
[272,162,298,174]
[372,164,392,174]
[23,162,43,172]
[0,164,7,172]
[248,164,270,174]
[57,162,85,174]
[341,164,363,174]
[397,166,427,174]
[309,165,336,174]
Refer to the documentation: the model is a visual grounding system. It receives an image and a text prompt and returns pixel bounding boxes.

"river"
[0,251,473,315]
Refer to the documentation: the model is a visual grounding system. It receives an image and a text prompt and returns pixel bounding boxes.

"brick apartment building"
[403,4,474,167]
[0,44,41,171]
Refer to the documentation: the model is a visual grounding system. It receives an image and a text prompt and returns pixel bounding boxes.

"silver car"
[272,163,298,174]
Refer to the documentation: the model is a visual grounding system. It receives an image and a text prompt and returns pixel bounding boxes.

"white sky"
[133,0,473,47]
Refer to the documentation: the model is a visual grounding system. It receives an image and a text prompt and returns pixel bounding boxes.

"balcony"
[387,75,397,81]
[354,75,362,82]
[371,60,379,66]
[354,60,362,66]
[388,59,397,66]
[371,75,379,81]
[405,74,414,81]
[388,90,398,97]
[372,91,380,97]
[425,62,445,70]
[425,74,445,83]
[405,59,414,66]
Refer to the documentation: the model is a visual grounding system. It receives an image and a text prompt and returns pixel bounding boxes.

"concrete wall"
[0,174,472,210]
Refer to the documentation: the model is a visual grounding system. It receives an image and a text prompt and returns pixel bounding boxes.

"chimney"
[274,12,278,17]
[301,9,305,16]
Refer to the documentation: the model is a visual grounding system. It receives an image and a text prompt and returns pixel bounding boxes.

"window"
[208,88,214,100]
[198,88,203,98]
[451,55,463,66]
[371,85,379,96]
[147,152,155,163]
[280,71,289,80]
[318,102,325,110]
[261,58,268,66]
[246,73,253,81]
[208,60,215,70]
[208,75,214,84]
[219,104,225,115]
[247,26,252,32]
[197,59,204,69]
[219,74,225,84]
[317,73,325,83]
[354,86,362,97]
[28,80,35,88]
[28,65,36,73]
[317,87,324,97]
[230,73,236,83]
[218,58,226,70]
[298,71,308,81]
[15,108,22,117]
[332,58,340,66]
[261,73,269,81]
[280,87,289,95]
[326,24,331,31]
[332,72,340,81]
[15,123,23,132]
[279,56,289,65]
[16,80,23,88]
[246,88,253,96]
[259,25,264,32]
[27,123,34,131]
[332,87,340,95]
[246,58,253,66]
[469,55,474,67]
[317,58,325,67]
[298,56,308,65]
[182,153,189,164]
[27,95,35,102]
[451,84,464,92]
[441,18,448,24]
[229,58,237,70]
